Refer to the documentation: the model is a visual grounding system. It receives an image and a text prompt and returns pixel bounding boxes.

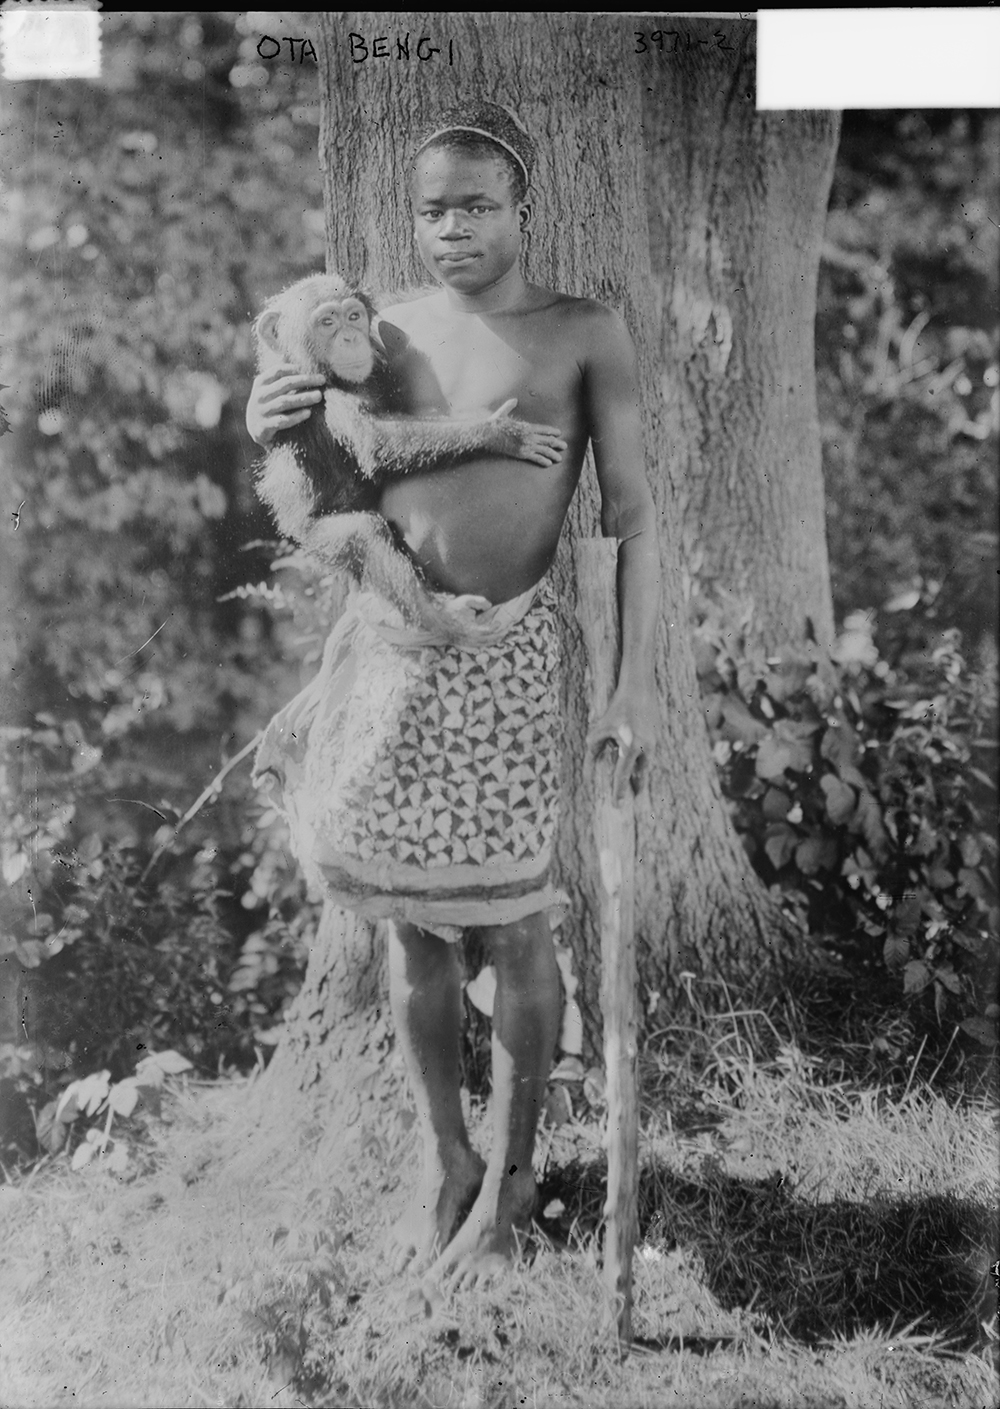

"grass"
[1,1004,997,1409]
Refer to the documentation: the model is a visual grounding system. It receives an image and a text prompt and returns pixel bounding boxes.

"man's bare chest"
[406,318,580,422]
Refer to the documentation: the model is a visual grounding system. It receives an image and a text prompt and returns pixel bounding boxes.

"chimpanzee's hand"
[246,366,325,447]
[491,416,568,468]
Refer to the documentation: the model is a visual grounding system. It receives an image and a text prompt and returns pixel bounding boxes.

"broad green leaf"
[60,1071,111,1120]
[79,1071,112,1115]
[960,1017,996,1046]
[794,835,838,874]
[761,787,791,821]
[903,960,931,995]
[850,789,889,858]
[755,738,795,781]
[134,1058,165,1089]
[959,834,982,867]
[139,1049,193,1077]
[72,1140,98,1170]
[934,966,962,995]
[108,1078,140,1116]
[764,824,798,871]
[883,935,910,968]
[55,1084,82,1123]
[36,1100,70,1154]
[821,721,862,773]
[820,774,856,825]
[839,764,868,791]
[957,867,986,901]
[13,939,46,969]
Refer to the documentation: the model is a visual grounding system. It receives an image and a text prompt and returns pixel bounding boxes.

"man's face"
[411,149,527,293]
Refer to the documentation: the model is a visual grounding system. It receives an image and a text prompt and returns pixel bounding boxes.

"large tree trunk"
[258,906,405,1135]
[644,17,840,654]
[261,13,805,1119]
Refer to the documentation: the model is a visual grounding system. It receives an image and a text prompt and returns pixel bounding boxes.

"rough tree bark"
[262,12,812,1117]
[643,17,840,654]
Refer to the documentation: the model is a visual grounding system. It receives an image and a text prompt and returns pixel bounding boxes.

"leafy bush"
[0,13,328,1107]
[818,111,999,658]
[7,842,242,1076]
[694,590,998,1049]
[0,556,336,1136]
[34,1048,193,1174]
[0,807,317,1169]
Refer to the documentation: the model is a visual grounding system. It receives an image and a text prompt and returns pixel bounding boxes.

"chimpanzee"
[252,273,565,631]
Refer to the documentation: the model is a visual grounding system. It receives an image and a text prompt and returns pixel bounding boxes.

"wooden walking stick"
[574,537,639,1345]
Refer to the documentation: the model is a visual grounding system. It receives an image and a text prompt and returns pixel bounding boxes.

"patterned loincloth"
[253,578,567,941]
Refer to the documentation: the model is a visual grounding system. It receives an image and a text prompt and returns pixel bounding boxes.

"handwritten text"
[349,33,455,65]
[635,31,738,55]
[257,36,317,63]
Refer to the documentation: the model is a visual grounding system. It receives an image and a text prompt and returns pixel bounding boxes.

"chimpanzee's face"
[306,297,375,383]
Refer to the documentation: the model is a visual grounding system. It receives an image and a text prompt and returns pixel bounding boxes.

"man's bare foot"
[423,1167,537,1291]
[388,1148,486,1274]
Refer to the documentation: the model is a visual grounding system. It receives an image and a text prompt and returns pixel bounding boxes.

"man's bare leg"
[386,920,486,1272]
[425,911,561,1289]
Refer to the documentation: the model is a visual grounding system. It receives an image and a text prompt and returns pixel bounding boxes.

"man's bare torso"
[378,287,598,603]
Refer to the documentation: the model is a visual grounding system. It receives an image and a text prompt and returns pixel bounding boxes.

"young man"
[247,102,660,1290]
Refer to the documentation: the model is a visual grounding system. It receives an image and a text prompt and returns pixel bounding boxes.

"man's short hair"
[410,100,536,202]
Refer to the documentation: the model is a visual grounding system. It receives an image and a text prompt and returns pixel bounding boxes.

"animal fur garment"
[253,579,567,940]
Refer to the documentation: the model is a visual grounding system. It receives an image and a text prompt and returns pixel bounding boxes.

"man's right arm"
[245,367,325,447]
[582,304,662,803]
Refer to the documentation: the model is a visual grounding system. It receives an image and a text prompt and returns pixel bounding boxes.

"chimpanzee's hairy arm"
[323,390,568,482]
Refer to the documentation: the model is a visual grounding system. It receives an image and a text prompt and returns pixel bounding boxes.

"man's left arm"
[584,307,662,803]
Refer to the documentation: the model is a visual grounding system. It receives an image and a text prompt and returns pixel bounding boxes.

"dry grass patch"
[0,1029,997,1409]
